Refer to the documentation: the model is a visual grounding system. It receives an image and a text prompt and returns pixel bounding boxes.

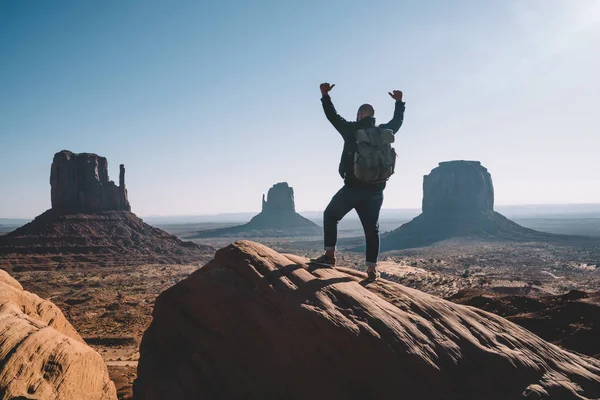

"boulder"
[134,241,600,400]
[0,269,117,399]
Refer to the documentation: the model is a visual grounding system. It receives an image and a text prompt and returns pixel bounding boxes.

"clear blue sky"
[1,0,599,218]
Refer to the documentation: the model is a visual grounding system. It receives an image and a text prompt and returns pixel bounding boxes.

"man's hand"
[388,90,403,101]
[320,82,335,96]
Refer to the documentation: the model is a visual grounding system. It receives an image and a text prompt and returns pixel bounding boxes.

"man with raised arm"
[311,83,405,282]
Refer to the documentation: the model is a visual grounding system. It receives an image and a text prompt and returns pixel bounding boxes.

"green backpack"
[353,127,397,184]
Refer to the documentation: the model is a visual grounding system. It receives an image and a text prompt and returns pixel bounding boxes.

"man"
[311,82,405,281]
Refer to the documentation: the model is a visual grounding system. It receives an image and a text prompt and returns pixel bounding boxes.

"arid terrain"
[10,263,201,399]
[133,240,600,399]
[3,213,600,399]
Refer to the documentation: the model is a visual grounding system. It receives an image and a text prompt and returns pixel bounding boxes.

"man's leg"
[355,189,384,278]
[312,186,356,266]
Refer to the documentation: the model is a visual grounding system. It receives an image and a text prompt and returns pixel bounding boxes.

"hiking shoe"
[366,269,380,282]
[310,254,336,268]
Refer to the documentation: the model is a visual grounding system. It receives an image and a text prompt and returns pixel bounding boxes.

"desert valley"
[0,151,599,399]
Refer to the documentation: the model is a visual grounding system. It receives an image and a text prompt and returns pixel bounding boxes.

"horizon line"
[2,202,600,221]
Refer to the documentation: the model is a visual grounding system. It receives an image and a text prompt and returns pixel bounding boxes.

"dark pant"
[323,185,384,264]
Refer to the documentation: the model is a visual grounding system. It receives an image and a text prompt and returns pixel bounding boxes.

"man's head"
[356,104,375,121]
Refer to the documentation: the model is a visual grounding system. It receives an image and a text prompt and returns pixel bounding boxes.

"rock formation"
[262,182,295,213]
[422,161,494,213]
[379,161,560,251]
[189,182,321,238]
[0,270,117,399]
[0,150,213,269]
[51,150,131,212]
[133,241,600,400]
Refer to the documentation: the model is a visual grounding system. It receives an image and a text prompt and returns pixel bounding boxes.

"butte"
[189,182,321,238]
[0,150,213,270]
[379,160,580,251]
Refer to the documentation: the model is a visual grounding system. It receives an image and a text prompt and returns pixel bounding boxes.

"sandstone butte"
[188,182,321,238]
[0,150,212,269]
[134,240,600,400]
[380,161,573,251]
[0,269,117,400]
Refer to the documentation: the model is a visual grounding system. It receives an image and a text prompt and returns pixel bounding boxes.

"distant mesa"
[51,150,131,213]
[380,160,563,251]
[262,181,295,214]
[133,241,600,399]
[0,150,213,270]
[422,160,494,214]
[189,182,321,238]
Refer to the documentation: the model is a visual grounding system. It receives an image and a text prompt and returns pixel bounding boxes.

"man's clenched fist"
[388,90,403,101]
[320,82,335,96]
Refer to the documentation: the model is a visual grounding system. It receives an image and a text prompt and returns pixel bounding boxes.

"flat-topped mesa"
[50,150,131,213]
[422,160,494,214]
[261,182,295,214]
[378,160,552,251]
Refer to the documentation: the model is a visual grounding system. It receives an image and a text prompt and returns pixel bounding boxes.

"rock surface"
[51,150,130,213]
[134,241,600,400]
[380,161,562,251]
[0,270,117,399]
[189,182,321,238]
[423,161,494,213]
[449,288,600,359]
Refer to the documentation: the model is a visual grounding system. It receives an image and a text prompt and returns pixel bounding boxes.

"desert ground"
[3,213,600,399]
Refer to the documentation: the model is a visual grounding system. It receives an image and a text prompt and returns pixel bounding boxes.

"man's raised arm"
[379,90,405,133]
[320,82,353,135]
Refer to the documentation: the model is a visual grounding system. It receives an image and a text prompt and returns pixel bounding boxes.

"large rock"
[51,150,130,213]
[0,150,213,269]
[261,182,295,213]
[189,182,321,238]
[423,161,494,214]
[0,270,117,399]
[134,241,600,400]
[379,161,567,251]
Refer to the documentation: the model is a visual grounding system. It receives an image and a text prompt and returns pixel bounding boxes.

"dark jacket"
[321,95,405,190]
